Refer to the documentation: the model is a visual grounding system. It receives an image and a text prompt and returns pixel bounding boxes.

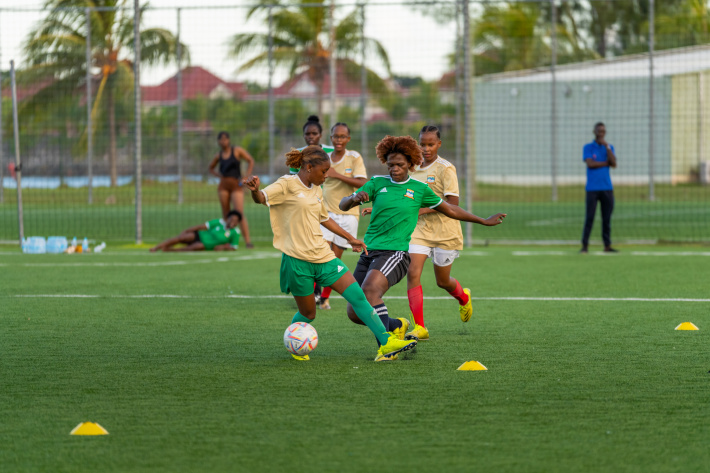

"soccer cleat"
[374,334,417,362]
[392,318,410,340]
[318,298,331,310]
[405,324,430,341]
[291,354,310,361]
[459,288,473,323]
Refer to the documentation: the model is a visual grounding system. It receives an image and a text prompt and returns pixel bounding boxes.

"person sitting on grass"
[150,211,242,252]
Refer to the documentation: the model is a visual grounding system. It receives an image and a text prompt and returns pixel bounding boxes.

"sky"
[0,0,458,87]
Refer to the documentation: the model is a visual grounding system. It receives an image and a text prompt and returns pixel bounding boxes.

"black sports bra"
[219,148,241,179]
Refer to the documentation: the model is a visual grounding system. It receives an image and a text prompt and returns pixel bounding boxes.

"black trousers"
[581,190,614,247]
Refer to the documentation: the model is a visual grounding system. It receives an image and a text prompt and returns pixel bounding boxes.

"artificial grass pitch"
[1,246,708,472]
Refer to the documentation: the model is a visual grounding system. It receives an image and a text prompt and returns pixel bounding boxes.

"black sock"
[373,303,401,332]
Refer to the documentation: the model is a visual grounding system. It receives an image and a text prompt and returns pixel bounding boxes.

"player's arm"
[434,201,506,226]
[321,218,368,254]
[213,244,236,251]
[605,144,617,168]
[325,168,368,188]
[208,155,221,178]
[585,158,609,169]
[340,191,369,211]
[184,224,207,232]
[419,195,458,216]
[237,147,255,176]
[243,176,266,204]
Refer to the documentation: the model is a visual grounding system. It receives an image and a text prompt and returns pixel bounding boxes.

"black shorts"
[353,250,411,289]
[193,231,202,244]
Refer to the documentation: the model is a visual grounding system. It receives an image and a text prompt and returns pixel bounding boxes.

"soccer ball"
[283,322,318,356]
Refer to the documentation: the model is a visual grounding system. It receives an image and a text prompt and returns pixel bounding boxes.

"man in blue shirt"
[581,122,618,253]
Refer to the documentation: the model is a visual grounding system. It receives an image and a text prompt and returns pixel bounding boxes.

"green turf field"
[1,245,708,472]
[2,181,709,242]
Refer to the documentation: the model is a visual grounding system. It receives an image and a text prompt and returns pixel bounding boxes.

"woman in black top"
[208,131,255,248]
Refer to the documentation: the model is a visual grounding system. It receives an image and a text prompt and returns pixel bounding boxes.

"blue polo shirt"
[583,141,614,191]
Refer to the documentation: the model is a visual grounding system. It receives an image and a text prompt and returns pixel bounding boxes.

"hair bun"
[307,115,320,123]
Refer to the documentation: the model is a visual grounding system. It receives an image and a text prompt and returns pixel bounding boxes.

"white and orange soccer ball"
[283,322,318,356]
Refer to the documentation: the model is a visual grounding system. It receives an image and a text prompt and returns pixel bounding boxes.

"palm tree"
[227,0,391,117]
[22,0,186,187]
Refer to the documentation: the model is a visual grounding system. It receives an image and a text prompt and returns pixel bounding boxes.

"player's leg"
[320,214,355,310]
[329,267,417,361]
[406,246,430,331]
[431,249,472,323]
[153,230,197,252]
[217,184,231,219]
[281,254,319,360]
[230,188,253,248]
[318,243,344,310]
[600,190,615,251]
[581,191,599,252]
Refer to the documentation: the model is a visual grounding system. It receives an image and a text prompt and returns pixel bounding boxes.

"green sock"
[291,312,312,324]
[341,282,390,345]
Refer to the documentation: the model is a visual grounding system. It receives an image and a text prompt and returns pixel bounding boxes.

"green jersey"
[198,218,241,250]
[357,175,442,251]
[289,144,335,174]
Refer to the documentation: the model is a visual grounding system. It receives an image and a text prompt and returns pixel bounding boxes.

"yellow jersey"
[261,175,334,263]
[322,149,367,216]
[409,156,463,251]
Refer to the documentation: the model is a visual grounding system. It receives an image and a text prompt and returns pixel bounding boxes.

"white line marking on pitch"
[9,252,281,267]
[8,294,710,303]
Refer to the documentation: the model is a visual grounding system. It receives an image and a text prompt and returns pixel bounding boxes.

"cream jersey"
[409,156,464,251]
[261,175,335,264]
[323,149,367,216]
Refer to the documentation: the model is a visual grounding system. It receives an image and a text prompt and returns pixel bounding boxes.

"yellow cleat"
[374,333,416,362]
[459,288,473,323]
[291,354,310,361]
[392,318,410,340]
[405,324,429,341]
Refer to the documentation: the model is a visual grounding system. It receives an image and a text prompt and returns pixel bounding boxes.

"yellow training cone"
[675,322,699,331]
[70,422,109,436]
[457,361,488,371]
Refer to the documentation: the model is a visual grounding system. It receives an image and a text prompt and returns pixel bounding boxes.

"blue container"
[22,237,47,254]
[47,236,68,254]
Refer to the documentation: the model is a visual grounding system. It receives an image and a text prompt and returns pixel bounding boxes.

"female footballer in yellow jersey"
[406,126,470,341]
[318,122,368,310]
[244,146,416,362]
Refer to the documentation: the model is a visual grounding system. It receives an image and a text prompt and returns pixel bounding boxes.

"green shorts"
[280,253,348,296]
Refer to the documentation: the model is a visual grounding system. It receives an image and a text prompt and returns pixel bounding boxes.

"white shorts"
[321,212,359,249]
[408,244,460,267]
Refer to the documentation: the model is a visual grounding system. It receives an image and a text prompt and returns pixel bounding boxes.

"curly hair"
[375,135,423,166]
[285,145,329,170]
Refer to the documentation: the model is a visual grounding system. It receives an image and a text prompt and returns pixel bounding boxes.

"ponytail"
[285,145,329,170]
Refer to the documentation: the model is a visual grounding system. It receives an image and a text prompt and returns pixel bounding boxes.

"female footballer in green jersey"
[290,115,334,174]
[339,135,506,339]
[150,210,241,252]
[244,146,417,362]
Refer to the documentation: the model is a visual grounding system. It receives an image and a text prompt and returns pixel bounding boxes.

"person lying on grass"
[150,211,242,252]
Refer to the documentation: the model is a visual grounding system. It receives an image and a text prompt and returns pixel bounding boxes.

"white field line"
[8,294,710,302]
[7,252,281,267]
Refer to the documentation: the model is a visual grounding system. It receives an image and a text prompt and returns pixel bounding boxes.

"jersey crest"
[427,176,435,184]
[405,189,414,199]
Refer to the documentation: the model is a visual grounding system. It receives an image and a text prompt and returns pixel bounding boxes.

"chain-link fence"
[1,0,709,245]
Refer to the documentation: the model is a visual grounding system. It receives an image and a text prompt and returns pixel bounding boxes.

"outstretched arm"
[184,224,208,232]
[243,176,266,204]
[434,201,506,226]
[321,219,368,254]
[340,191,369,212]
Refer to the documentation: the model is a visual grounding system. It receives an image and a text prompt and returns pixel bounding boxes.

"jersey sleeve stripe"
[443,192,459,197]
[429,198,444,209]
[261,190,270,207]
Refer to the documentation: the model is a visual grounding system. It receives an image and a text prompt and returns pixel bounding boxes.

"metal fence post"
[0,12,4,205]
[455,0,463,173]
[177,7,184,204]
[267,5,275,181]
[85,7,94,204]
[463,0,475,247]
[550,0,558,202]
[329,0,337,129]
[648,0,655,201]
[134,0,143,243]
[359,2,367,159]
[10,60,24,243]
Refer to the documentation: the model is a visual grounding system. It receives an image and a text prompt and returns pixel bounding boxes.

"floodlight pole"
[550,0,558,202]
[134,0,143,243]
[462,0,475,247]
[10,60,24,243]
[455,0,463,172]
[359,3,367,159]
[648,0,655,201]
[177,7,184,204]
[329,0,337,129]
[267,5,275,180]
[85,7,94,204]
